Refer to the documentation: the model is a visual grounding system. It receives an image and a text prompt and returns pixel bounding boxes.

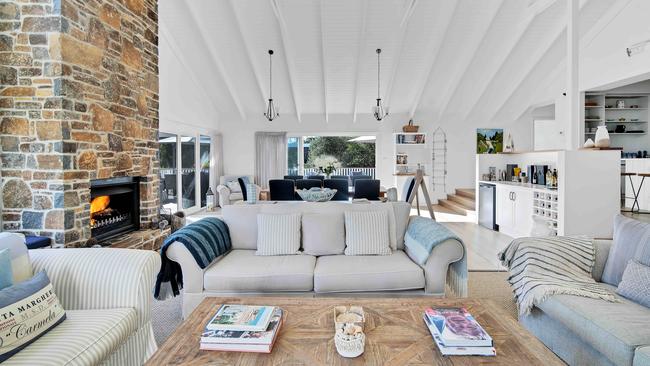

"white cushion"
[3,308,136,366]
[344,210,391,255]
[226,180,241,193]
[222,205,262,249]
[302,213,345,256]
[203,250,316,292]
[314,250,425,293]
[229,192,243,201]
[0,232,32,283]
[256,213,301,255]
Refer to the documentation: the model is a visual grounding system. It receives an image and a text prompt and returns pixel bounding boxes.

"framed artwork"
[476,129,503,154]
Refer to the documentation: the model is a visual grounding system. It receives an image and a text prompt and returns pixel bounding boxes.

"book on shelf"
[424,307,493,347]
[200,308,284,353]
[206,304,276,332]
[423,314,496,357]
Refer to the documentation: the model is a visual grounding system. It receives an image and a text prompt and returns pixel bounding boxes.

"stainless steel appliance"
[479,183,498,230]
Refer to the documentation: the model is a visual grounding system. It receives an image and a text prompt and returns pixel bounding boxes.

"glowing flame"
[90,196,110,227]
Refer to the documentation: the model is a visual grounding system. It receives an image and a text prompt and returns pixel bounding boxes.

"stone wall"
[0,0,159,247]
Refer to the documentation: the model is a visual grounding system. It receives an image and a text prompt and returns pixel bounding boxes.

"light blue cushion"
[0,249,13,290]
[0,271,67,362]
[617,260,650,308]
[246,183,257,204]
[602,215,650,286]
[634,346,650,366]
[240,176,251,185]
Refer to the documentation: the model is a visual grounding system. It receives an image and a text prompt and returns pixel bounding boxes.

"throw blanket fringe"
[498,236,617,315]
[154,217,231,300]
[447,257,468,297]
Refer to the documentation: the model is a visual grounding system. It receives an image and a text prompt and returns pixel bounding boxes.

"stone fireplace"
[90,177,141,242]
[0,0,165,249]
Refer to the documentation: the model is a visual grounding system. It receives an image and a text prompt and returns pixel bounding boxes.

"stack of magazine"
[200,304,283,353]
[423,307,496,356]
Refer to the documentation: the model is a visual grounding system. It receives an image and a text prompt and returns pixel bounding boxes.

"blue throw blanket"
[404,216,467,297]
[154,217,231,300]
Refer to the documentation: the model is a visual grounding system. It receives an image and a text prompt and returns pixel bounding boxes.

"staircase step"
[448,194,475,210]
[438,199,473,215]
[455,188,475,200]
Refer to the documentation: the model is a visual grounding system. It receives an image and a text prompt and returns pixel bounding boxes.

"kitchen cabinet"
[496,185,533,238]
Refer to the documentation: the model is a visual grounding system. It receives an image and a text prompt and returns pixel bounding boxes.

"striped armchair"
[4,248,160,366]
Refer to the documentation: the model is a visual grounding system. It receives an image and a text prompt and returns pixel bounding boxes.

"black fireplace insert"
[90,176,140,242]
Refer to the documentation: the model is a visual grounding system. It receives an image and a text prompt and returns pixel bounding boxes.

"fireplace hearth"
[90,177,141,242]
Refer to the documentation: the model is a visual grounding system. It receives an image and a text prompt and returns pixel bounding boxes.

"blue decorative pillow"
[0,271,66,362]
[0,249,13,290]
[246,183,257,204]
[616,260,650,308]
[602,215,650,286]
[240,176,251,185]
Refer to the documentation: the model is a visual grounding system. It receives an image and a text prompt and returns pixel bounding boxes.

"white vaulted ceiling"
[159,0,625,125]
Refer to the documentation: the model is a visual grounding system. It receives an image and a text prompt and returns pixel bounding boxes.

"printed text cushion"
[302,213,345,256]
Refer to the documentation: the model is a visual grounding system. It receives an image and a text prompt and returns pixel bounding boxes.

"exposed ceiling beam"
[227,0,267,107]
[159,24,221,123]
[482,0,594,124]
[384,0,418,112]
[435,0,504,122]
[459,4,547,123]
[351,0,368,124]
[269,0,302,123]
[503,0,631,122]
[185,3,247,121]
[408,0,459,119]
[319,0,328,124]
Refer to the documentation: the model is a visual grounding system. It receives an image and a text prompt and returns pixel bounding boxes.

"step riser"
[448,194,475,210]
[455,189,475,200]
[439,199,471,215]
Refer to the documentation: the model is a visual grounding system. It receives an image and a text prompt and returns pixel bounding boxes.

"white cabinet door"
[496,185,515,236]
[512,187,534,237]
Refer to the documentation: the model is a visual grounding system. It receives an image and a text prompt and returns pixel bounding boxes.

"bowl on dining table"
[297,187,337,202]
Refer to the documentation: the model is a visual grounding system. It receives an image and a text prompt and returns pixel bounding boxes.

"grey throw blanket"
[498,236,618,315]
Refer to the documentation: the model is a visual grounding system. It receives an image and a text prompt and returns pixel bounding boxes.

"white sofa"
[3,245,160,366]
[167,201,466,318]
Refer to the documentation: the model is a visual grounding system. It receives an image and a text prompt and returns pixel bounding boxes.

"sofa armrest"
[166,242,207,293]
[217,184,231,206]
[422,239,464,295]
[592,239,612,282]
[29,248,160,328]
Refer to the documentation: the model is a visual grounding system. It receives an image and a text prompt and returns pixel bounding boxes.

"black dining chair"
[269,179,296,201]
[283,175,303,182]
[296,179,322,190]
[324,179,349,201]
[306,175,325,182]
[354,179,380,200]
[350,175,372,188]
[330,175,349,185]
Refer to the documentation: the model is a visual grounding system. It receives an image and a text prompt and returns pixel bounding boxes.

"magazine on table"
[423,315,496,357]
[200,309,284,353]
[424,307,493,347]
[206,304,276,332]
[201,308,283,344]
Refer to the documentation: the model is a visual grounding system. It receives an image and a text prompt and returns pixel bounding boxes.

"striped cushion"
[3,308,137,366]
[344,210,391,256]
[256,213,302,256]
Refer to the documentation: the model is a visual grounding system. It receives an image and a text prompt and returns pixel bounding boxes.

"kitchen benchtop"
[478,180,558,192]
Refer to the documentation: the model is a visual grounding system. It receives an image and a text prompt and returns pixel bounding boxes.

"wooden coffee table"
[148,296,563,365]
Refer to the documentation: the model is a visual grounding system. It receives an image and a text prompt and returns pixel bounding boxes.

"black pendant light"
[264,49,279,121]
[373,48,388,121]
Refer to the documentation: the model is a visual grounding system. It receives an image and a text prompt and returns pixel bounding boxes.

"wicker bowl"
[335,332,365,358]
[402,125,419,133]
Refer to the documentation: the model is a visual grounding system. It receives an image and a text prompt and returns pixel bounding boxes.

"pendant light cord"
[377,49,381,99]
[269,50,273,99]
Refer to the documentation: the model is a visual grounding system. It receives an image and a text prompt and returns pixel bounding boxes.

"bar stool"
[621,172,647,213]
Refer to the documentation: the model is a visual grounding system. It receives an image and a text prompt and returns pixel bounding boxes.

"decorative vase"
[583,138,595,148]
[594,126,610,148]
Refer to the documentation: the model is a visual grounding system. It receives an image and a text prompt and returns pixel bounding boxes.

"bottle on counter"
[552,169,558,188]
[546,169,553,187]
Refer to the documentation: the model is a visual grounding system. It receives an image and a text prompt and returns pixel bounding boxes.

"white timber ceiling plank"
[383,0,418,111]
[269,0,304,122]
[319,0,328,123]
[432,0,505,123]
[185,1,248,121]
[227,0,268,107]
[408,0,459,119]
[352,0,368,124]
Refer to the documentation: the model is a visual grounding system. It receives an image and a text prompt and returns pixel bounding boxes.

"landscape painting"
[476,129,503,154]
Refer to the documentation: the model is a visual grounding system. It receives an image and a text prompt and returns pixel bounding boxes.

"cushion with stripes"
[344,210,392,256]
[256,213,302,256]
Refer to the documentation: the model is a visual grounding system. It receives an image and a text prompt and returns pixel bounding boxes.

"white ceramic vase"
[594,126,610,148]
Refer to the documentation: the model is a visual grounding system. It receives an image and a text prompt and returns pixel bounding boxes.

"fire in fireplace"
[90,177,141,242]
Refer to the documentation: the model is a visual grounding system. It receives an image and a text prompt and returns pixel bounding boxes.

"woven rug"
[151,271,516,346]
